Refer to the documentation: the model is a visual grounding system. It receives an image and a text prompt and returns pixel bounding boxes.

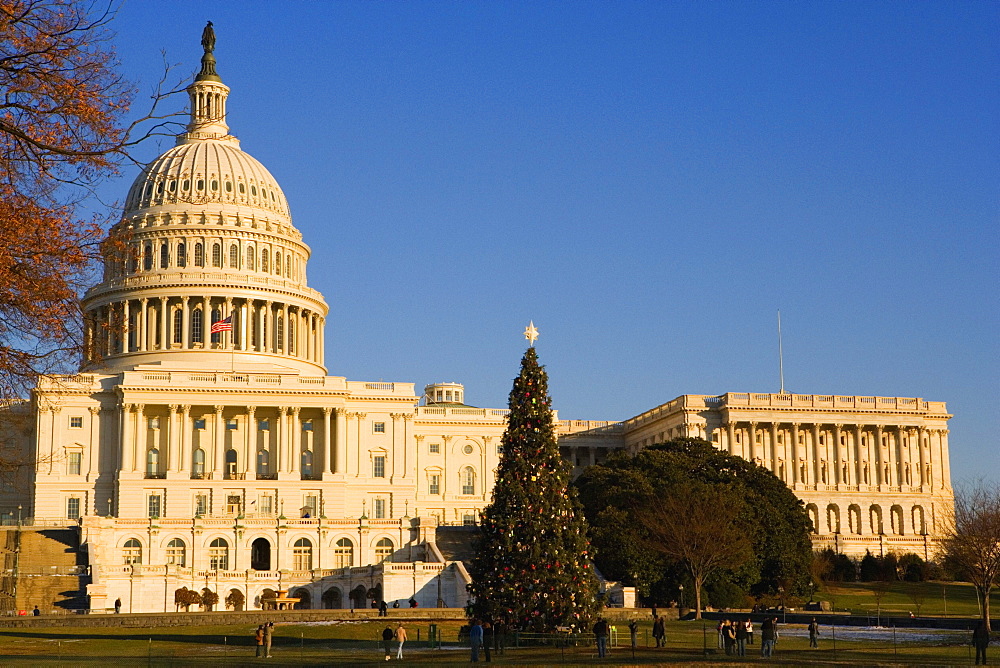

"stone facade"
[0,33,954,613]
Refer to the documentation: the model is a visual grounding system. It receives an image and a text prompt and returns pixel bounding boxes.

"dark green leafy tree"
[576,437,813,602]
[468,347,599,631]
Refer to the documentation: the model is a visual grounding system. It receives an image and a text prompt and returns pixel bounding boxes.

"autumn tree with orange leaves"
[0,0,182,400]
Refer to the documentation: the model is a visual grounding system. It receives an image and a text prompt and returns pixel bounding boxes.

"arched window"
[211,243,222,267]
[177,242,186,267]
[805,504,819,534]
[166,538,186,566]
[192,448,205,478]
[146,448,159,476]
[890,505,905,535]
[912,505,927,535]
[229,244,239,268]
[870,505,884,535]
[293,538,313,570]
[275,252,282,276]
[848,505,862,534]
[261,249,269,273]
[301,450,313,476]
[225,449,238,479]
[375,538,393,563]
[276,315,284,350]
[247,246,255,271]
[334,538,354,569]
[172,308,182,344]
[143,243,153,271]
[129,246,139,274]
[209,538,229,570]
[194,243,204,267]
[461,467,476,495]
[210,308,221,344]
[288,318,295,354]
[826,504,840,534]
[192,308,203,344]
[123,538,142,565]
[257,449,270,476]
[160,243,169,269]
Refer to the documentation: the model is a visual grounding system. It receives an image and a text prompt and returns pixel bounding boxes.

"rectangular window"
[148,417,160,429]
[374,498,386,519]
[194,419,206,430]
[429,474,440,495]
[462,513,476,526]
[304,495,318,517]
[373,455,386,478]
[496,445,502,455]
[258,419,270,430]
[148,494,161,519]
[67,452,82,475]
[259,496,273,515]
[373,422,385,433]
[66,498,80,520]
[302,420,313,432]
[195,494,207,516]
[69,416,83,429]
[226,418,238,430]
[429,443,440,454]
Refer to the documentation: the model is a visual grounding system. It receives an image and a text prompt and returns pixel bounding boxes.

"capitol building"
[2,32,954,613]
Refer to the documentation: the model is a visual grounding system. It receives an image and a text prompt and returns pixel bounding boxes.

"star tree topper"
[523,321,539,347]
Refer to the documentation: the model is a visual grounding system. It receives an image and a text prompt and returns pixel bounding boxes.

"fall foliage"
[0,0,181,399]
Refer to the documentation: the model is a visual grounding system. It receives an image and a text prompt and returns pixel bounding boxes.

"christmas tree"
[468,335,600,631]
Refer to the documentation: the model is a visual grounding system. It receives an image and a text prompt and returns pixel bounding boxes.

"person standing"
[652,615,665,647]
[723,620,736,655]
[735,617,748,657]
[628,619,638,649]
[745,618,754,645]
[379,600,388,617]
[972,620,990,665]
[493,619,506,656]
[253,625,264,657]
[263,621,274,658]
[381,625,394,661]
[469,619,484,662]
[808,618,820,648]
[482,621,493,662]
[760,617,775,657]
[593,617,609,658]
[114,598,121,614]
[395,623,407,660]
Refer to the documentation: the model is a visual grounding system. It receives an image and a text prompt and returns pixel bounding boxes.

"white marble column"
[322,407,332,475]
[139,298,148,352]
[179,405,191,475]
[790,423,800,485]
[87,406,100,479]
[277,407,287,473]
[166,404,178,471]
[213,405,225,475]
[833,424,843,486]
[120,404,133,472]
[335,408,347,474]
[159,296,168,349]
[291,407,302,474]
[181,297,191,349]
[133,404,145,473]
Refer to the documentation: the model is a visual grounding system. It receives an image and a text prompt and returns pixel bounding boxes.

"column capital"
[180,404,191,414]
[279,406,288,416]
[168,404,179,414]
[834,423,844,429]
[291,406,301,416]
[321,407,332,416]
[214,405,224,415]
[88,406,101,416]
[247,405,257,416]
[414,435,425,442]
[402,414,414,422]
[390,413,406,420]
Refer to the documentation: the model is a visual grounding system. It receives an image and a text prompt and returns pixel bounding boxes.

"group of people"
[381,623,407,660]
[717,617,754,656]
[467,619,505,662]
[253,621,275,658]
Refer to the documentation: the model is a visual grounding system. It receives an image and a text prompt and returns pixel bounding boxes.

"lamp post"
[679,584,685,609]
[778,586,786,623]
[809,580,815,603]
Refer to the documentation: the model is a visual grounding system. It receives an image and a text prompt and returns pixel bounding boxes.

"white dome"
[124,139,290,220]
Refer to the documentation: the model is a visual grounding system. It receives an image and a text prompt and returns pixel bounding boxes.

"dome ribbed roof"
[123,139,289,219]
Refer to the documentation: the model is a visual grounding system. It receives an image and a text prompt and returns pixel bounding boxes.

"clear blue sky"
[105,1,998,483]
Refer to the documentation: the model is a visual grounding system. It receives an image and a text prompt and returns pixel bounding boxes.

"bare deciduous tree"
[635,484,752,619]
[941,480,1000,631]
[0,0,184,400]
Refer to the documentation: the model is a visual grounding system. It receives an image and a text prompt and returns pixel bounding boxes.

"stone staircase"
[0,527,89,613]
[433,525,478,563]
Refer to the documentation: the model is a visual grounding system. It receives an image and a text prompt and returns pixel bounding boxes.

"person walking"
[395,623,407,660]
[381,625,394,661]
[628,619,638,649]
[808,618,820,648]
[263,621,274,658]
[593,617,609,658]
[735,617,748,657]
[254,625,265,658]
[482,621,493,662]
[652,615,665,647]
[973,620,990,665]
[469,619,484,662]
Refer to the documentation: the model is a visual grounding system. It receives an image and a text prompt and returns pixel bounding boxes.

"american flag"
[210,315,233,334]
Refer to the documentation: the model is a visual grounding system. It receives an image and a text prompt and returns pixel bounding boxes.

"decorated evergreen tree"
[468,330,599,631]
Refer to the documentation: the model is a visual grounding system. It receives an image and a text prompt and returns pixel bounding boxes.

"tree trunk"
[694,575,704,620]
[981,584,992,632]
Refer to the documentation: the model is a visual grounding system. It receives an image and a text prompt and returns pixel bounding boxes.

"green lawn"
[0,616,987,666]
[813,580,989,618]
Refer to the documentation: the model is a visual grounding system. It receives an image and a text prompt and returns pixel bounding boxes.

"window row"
[128,176,283,210]
[121,535,395,570]
[108,241,301,280]
[806,503,928,536]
